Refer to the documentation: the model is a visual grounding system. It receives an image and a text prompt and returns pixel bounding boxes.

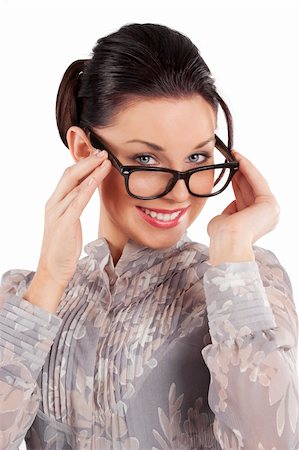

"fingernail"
[93,149,106,158]
[100,150,108,158]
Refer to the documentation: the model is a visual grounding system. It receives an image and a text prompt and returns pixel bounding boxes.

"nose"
[163,178,191,203]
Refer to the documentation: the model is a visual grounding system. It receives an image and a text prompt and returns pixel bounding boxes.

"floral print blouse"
[0,231,298,450]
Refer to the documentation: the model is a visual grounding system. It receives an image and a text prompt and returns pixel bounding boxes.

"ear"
[66,126,94,162]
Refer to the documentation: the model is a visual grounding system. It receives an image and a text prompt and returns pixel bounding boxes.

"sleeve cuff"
[203,261,278,344]
[0,294,63,379]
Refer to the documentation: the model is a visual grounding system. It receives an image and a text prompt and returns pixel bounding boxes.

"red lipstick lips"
[135,205,189,229]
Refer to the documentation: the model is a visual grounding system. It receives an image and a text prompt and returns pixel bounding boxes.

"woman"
[0,23,298,450]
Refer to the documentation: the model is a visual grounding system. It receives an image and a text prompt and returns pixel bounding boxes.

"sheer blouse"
[0,232,298,449]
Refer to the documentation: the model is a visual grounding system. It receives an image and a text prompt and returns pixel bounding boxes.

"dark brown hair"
[56,23,233,150]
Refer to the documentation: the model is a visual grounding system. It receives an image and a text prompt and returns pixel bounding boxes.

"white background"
[0,1,298,449]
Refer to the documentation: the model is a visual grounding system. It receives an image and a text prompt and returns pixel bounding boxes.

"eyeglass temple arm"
[215,134,236,162]
[85,128,123,170]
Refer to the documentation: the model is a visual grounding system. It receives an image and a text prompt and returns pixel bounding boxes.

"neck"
[98,212,127,267]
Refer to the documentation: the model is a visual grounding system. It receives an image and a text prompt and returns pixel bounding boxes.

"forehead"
[96,95,217,147]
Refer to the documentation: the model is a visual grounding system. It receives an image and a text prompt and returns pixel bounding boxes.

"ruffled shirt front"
[0,231,298,450]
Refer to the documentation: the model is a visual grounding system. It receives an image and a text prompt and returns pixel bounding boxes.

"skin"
[67,94,280,266]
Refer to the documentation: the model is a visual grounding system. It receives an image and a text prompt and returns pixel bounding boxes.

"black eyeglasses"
[83,127,239,200]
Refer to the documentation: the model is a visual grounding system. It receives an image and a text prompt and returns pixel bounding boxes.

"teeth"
[141,208,181,221]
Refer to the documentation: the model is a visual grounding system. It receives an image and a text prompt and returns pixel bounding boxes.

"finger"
[232,170,255,207]
[47,150,108,207]
[234,169,255,198]
[231,175,248,210]
[62,160,111,225]
[52,160,112,218]
[232,150,273,197]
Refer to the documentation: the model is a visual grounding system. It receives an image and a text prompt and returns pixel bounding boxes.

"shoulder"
[180,241,294,302]
[252,244,293,298]
[252,244,298,349]
[253,244,285,265]
[0,268,35,299]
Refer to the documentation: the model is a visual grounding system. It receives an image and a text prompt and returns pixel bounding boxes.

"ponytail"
[55,59,88,148]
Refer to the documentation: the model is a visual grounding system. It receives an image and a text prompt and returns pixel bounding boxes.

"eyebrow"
[124,136,216,152]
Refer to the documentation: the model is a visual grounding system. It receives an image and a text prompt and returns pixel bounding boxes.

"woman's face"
[93,95,217,253]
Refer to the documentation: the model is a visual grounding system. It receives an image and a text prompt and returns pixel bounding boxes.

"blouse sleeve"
[0,269,63,450]
[201,246,299,450]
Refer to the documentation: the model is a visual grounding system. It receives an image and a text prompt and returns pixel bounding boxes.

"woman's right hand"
[35,149,112,289]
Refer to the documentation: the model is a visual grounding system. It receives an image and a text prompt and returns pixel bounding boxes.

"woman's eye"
[188,153,208,163]
[133,152,211,166]
[135,154,156,165]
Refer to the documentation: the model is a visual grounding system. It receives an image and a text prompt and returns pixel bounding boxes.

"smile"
[141,208,180,221]
[135,206,189,228]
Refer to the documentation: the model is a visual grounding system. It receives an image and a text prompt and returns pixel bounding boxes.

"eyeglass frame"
[83,126,239,200]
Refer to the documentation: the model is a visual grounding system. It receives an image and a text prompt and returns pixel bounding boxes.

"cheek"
[100,169,131,206]
[189,198,208,221]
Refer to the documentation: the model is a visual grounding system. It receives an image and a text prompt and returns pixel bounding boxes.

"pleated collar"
[83,231,193,278]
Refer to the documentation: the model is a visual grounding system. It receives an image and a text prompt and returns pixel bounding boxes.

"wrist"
[23,271,66,314]
[209,229,255,266]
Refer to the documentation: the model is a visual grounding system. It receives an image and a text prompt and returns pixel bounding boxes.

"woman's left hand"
[207,150,280,244]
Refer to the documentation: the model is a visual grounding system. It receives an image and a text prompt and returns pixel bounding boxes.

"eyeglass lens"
[128,145,230,198]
